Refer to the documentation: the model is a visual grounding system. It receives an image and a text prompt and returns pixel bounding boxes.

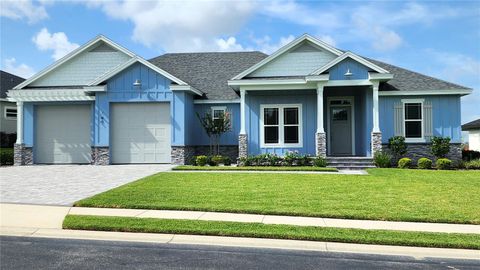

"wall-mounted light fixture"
[133,79,142,88]
[344,68,353,77]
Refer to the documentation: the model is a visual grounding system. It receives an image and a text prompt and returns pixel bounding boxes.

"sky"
[1,0,479,124]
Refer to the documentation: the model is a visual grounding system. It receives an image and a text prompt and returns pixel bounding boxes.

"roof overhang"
[7,88,95,102]
[170,85,203,96]
[310,52,390,75]
[379,89,473,96]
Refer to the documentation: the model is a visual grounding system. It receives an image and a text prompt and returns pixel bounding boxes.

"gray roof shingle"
[148,51,470,100]
[462,119,480,131]
[149,52,268,100]
[1,70,25,99]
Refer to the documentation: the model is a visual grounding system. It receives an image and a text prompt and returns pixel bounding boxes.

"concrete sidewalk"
[1,203,479,234]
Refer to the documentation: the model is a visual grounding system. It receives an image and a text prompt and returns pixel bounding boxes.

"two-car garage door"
[35,103,171,164]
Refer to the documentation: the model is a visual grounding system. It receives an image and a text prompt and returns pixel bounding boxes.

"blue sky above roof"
[0,0,478,122]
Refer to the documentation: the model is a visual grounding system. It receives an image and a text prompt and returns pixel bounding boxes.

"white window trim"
[402,99,425,143]
[4,106,17,120]
[260,104,303,148]
[211,106,227,120]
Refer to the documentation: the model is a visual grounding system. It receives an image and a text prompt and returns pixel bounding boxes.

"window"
[403,101,423,140]
[260,104,302,147]
[4,107,17,120]
[211,106,227,125]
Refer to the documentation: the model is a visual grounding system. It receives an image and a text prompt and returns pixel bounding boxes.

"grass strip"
[63,215,480,250]
[172,165,338,172]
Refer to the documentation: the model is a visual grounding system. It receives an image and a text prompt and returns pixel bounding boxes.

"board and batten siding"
[189,103,240,146]
[249,43,337,77]
[31,43,131,87]
[94,62,191,148]
[246,90,317,156]
[379,95,462,143]
[328,58,371,81]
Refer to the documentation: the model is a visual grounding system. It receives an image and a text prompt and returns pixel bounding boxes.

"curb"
[1,226,479,261]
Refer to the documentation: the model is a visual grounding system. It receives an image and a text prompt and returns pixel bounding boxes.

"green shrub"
[388,136,407,159]
[373,152,392,168]
[436,158,452,170]
[0,148,14,165]
[397,158,412,169]
[464,159,480,170]
[189,156,197,166]
[312,156,327,167]
[211,155,224,166]
[238,152,313,167]
[417,158,432,169]
[196,155,208,166]
[223,156,232,166]
[431,136,451,158]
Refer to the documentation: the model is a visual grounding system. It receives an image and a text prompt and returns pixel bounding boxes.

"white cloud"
[32,28,79,60]
[251,35,295,54]
[216,37,246,52]
[87,0,255,52]
[0,0,48,24]
[3,58,35,78]
[318,35,336,47]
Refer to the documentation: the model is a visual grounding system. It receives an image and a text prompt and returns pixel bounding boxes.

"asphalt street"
[1,236,479,270]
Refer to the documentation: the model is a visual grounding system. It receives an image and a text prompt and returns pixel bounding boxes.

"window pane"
[284,107,298,125]
[405,121,422,138]
[264,108,278,125]
[405,103,421,120]
[332,108,348,121]
[213,110,224,119]
[284,126,299,143]
[264,126,279,143]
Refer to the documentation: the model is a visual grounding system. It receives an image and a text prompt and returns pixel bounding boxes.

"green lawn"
[74,169,480,224]
[173,165,337,172]
[63,215,480,250]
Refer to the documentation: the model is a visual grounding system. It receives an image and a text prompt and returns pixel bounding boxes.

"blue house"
[8,34,472,165]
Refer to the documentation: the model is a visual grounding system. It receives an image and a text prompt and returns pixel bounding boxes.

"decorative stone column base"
[238,134,248,158]
[171,146,195,165]
[371,132,382,155]
[315,132,326,157]
[91,147,110,165]
[14,143,33,166]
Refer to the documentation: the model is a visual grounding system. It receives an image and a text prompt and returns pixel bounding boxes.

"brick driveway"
[0,165,172,206]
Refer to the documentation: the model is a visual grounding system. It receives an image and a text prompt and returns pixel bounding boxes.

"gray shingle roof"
[462,119,480,131]
[149,52,268,100]
[148,50,470,100]
[1,70,25,99]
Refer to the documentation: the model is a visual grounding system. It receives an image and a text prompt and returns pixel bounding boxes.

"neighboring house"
[462,119,480,151]
[7,34,472,165]
[1,71,25,134]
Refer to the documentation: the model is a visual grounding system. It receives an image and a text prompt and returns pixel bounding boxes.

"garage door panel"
[36,105,91,164]
[111,103,171,164]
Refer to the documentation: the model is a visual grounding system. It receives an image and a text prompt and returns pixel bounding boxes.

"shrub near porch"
[75,169,480,224]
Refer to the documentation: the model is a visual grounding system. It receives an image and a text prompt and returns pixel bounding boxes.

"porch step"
[326,157,375,170]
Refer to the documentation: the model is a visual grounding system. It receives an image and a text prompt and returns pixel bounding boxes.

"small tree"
[196,110,232,155]
[431,136,451,158]
[388,136,407,161]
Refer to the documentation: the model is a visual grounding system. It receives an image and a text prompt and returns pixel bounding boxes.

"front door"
[329,106,352,156]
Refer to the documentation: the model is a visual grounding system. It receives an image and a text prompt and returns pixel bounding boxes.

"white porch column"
[238,88,248,159]
[240,88,246,135]
[15,101,24,144]
[372,81,380,133]
[316,83,326,157]
[371,81,382,155]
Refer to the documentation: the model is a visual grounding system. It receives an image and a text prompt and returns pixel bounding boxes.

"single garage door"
[111,103,171,164]
[36,105,92,164]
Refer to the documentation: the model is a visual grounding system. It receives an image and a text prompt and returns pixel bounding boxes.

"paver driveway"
[0,165,172,205]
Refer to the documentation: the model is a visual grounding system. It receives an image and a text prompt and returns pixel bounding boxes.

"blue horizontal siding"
[379,95,462,143]
[328,58,370,80]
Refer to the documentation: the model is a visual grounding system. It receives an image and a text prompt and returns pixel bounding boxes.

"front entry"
[328,98,353,156]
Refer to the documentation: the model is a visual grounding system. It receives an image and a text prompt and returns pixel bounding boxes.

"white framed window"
[260,104,303,147]
[211,106,227,125]
[4,106,17,120]
[402,99,424,142]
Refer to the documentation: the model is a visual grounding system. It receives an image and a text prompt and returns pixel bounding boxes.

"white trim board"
[194,99,240,104]
[326,96,355,156]
[14,35,136,90]
[379,89,472,96]
[231,34,342,80]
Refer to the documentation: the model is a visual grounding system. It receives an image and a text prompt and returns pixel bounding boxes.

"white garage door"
[111,103,171,164]
[36,105,92,164]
